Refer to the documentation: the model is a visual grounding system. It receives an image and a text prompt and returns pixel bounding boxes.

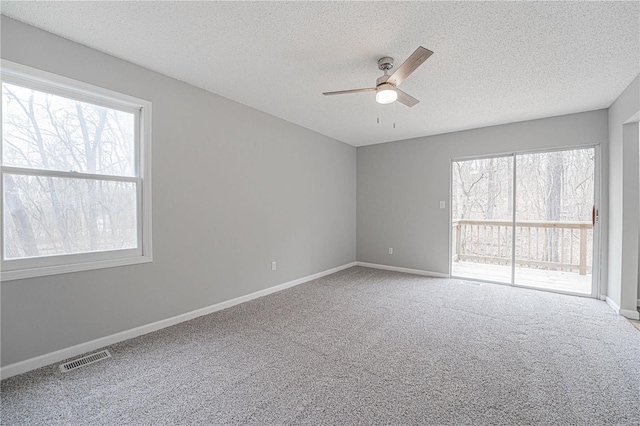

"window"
[1,61,152,280]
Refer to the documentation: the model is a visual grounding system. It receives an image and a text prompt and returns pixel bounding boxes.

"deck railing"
[451,219,593,275]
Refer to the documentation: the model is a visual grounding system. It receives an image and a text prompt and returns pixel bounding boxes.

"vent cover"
[59,349,111,372]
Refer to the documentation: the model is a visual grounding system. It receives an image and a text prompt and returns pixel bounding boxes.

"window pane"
[451,156,513,284]
[2,82,135,177]
[3,174,137,259]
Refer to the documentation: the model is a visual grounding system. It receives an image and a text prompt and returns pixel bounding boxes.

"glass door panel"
[514,148,595,294]
[451,156,513,284]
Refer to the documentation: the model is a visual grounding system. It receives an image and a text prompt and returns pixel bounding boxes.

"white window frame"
[0,60,152,281]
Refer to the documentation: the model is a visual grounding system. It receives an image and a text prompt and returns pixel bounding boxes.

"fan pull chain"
[393,99,397,129]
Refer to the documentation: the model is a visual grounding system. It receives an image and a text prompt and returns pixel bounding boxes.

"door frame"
[448,143,601,299]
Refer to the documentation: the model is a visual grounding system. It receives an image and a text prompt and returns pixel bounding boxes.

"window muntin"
[1,61,151,280]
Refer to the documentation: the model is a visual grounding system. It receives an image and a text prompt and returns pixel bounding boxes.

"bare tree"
[2,82,136,258]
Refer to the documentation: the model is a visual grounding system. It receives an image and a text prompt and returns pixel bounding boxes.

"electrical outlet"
[388,248,393,255]
[271,261,277,271]
[440,201,446,209]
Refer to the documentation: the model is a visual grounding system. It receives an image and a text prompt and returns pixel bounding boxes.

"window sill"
[0,255,153,282]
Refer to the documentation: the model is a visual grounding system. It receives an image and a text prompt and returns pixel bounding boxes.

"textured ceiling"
[1,2,638,147]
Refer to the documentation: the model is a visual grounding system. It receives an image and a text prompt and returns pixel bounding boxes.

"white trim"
[620,309,640,320]
[1,255,152,281]
[606,296,621,312]
[591,144,602,298]
[1,59,147,110]
[448,160,453,277]
[606,296,640,320]
[511,153,517,284]
[356,261,448,278]
[450,142,602,163]
[2,166,139,182]
[0,60,153,281]
[140,95,153,264]
[0,262,357,380]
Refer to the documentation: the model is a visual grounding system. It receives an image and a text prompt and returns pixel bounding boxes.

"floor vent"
[59,349,111,372]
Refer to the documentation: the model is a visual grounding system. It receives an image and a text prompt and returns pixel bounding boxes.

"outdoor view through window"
[451,149,595,295]
[1,81,139,265]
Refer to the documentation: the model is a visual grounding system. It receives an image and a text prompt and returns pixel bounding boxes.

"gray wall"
[357,110,609,292]
[0,17,356,366]
[607,75,640,311]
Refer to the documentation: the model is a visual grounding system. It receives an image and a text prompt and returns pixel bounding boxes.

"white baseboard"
[606,296,621,312]
[620,309,640,320]
[0,261,357,380]
[606,296,640,320]
[356,262,448,278]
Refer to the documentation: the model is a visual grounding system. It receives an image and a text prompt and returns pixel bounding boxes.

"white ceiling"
[2,2,638,147]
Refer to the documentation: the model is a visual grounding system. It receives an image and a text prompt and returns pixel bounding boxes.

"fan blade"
[395,88,420,107]
[387,46,433,87]
[323,88,376,96]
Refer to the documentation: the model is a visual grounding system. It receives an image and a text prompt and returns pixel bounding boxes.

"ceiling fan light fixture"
[376,83,397,104]
[323,46,431,108]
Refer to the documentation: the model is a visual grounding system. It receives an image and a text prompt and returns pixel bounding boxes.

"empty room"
[1,2,639,425]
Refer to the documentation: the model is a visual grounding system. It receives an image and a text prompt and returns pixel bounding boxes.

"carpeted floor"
[2,266,639,425]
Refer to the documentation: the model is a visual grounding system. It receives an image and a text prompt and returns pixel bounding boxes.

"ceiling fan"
[323,46,433,107]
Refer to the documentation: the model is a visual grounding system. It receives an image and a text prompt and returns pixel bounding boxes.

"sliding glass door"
[514,149,595,294]
[451,147,598,297]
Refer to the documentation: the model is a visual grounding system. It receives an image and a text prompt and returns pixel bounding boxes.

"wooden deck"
[452,261,592,295]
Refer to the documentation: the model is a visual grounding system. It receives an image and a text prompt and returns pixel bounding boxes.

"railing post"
[579,226,587,275]
[456,223,461,262]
